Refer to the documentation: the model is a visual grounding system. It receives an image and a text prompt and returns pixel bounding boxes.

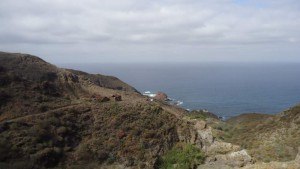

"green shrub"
[158,143,205,169]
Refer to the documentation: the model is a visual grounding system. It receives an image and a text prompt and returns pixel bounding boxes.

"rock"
[100,97,110,102]
[91,94,110,102]
[68,73,79,83]
[212,149,253,167]
[197,163,233,169]
[154,92,168,101]
[112,94,122,101]
[198,127,214,147]
[194,120,207,130]
[205,141,240,156]
[62,72,79,83]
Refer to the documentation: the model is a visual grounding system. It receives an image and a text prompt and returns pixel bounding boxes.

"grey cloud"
[0,0,299,62]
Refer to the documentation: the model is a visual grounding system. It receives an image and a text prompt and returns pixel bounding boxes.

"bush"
[0,91,10,107]
[75,144,94,161]
[32,147,62,168]
[56,126,68,135]
[0,138,11,161]
[39,104,48,112]
[158,143,205,169]
[40,72,58,82]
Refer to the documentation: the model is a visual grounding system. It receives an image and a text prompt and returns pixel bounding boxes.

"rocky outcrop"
[112,94,122,101]
[198,132,253,168]
[154,92,168,101]
[205,141,240,156]
[199,150,253,169]
[91,94,110,102]
[213,150,253,167]
[180,116,254,168]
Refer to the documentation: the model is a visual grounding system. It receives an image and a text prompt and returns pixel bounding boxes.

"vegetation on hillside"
[0,52,194,168]
[1,52,300,168]
[158,143,205,169]
[212,107,300,162]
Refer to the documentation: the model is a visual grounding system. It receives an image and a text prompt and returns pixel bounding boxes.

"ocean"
[59,62,300,118]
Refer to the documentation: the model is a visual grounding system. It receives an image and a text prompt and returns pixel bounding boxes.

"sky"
[0,0,300,63]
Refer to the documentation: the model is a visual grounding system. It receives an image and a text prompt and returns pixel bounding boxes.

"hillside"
[214,105,300,163]
[0,52,196,169]
[0,53,185,168]
[0,52,300,169]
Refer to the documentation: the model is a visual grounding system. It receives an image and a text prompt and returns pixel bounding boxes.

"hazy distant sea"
[59,62,300,118]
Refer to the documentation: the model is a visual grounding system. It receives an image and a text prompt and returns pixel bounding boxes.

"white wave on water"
[143,91,183,106]
[176,101,183,105]
[143,91,222,119]
[142,91,156,97]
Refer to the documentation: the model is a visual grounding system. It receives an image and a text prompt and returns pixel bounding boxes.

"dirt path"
[0,103,85,124]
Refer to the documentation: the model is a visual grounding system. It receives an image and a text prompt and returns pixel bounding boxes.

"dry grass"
[213,108,300,162]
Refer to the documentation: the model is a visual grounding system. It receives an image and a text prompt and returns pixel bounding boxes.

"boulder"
[91,94,110,102]
[194,120,207,130]
[112,94,122,101]
[205,141,240,156]
[213,149,253,167]
[100,97,110,102]
[198,127,214,147]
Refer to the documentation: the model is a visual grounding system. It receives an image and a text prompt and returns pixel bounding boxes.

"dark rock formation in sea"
[154,91,168,101]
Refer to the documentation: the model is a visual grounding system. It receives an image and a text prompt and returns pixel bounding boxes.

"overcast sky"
[0,0,300,63]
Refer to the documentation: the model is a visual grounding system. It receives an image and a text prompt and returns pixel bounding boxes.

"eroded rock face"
[194,120,207,130]
[204,149,253,168]
[205,141,241,156]
[198,127,214,147]
[62,72,79,83]
[184,117,254,169]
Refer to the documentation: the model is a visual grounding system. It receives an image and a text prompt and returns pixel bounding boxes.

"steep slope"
[0,52,138,121]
